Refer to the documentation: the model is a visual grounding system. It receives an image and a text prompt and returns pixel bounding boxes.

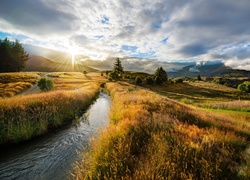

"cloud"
[0,0,249,70]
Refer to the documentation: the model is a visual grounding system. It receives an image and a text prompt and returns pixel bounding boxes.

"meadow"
[73,82,250,179]
[0,72,104,145]
[0,72,40,97]
[1,72,249,179]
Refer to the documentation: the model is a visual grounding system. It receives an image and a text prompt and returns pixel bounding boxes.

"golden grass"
[73,82,250,179]
[50,72,107,91]
[0,82,100,144]
[199,100,250,112]
[0,72,39,98]
[143,80,247,103]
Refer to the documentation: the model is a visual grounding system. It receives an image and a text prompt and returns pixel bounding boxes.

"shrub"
[197,74,202,81]
[174,78,183,83]
[38,78,54,91]
[154,76,163,85]
[135,76,142,85]
[83,71,87,75]
[145,76,154,84]
[108,71,118,81]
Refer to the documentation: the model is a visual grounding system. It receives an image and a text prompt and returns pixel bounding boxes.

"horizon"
[0,0,250,70]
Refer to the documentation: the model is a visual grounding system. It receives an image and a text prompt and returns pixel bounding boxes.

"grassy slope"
[73,82,250,179]
[0,72,105,145]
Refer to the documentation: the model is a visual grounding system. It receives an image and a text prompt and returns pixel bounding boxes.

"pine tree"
[112,58,124,81]
[0,38,29,72]
[155,67,168,82]
[197,74,202,81]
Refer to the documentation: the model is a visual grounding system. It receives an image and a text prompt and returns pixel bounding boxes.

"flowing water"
[0,92,111,180]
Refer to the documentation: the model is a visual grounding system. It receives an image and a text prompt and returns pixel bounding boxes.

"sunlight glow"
[68,46,80,72]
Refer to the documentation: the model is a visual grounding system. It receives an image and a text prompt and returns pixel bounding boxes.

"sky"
[0,0,250,70]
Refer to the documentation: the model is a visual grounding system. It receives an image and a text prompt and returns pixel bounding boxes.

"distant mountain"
[168,63,250,78]
[25,55,97,72]
[23,45,97,72]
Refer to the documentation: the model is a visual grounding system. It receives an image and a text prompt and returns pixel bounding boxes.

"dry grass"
[0,82,100,144]
[73,82,250,179]
[49,72,107,90]
[199,100,250,112]
[143,80,246,103]
[0,72,39,97]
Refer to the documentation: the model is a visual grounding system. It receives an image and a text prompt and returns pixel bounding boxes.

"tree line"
[0,38,29,72]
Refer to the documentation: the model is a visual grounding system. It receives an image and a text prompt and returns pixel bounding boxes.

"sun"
[68,46,80,72]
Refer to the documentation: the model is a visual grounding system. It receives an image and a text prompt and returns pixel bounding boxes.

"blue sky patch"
[101,16,109,24]
[0,31,29,41]
[161,37,168,44]
[121,45,138,52]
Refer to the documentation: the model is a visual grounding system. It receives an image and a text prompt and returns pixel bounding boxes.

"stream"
[0,92,111,180]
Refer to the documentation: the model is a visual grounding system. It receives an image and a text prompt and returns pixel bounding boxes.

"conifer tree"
[112,58,124,81]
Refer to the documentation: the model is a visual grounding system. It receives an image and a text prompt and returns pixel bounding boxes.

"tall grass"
[73,82,249,179]
[0,72,39,97]
[0,82,100,145]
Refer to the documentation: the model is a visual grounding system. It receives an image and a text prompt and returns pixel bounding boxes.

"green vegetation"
[145,76,154,84]
[155,67,168,82]
[73,82,250,179]
[109,58,124,81]
[154,76,163,85]
[38,78,54,91]
[197,74,202,81]
[0,38,29,72]
[238,81,250,93]
[135,76,142,85]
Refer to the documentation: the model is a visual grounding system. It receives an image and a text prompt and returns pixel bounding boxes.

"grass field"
[0,72,40,97]
[73,82,250,179]
[0,72,105,145]
[1,72,250,178]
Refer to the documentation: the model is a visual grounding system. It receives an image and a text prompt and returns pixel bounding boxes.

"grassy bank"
[73,82,249,179]
[0,82,100,145]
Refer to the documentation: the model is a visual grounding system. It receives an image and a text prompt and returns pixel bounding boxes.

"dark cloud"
[0,0,77,37]
[172,0,250,61]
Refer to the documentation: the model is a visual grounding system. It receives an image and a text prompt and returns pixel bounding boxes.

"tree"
[111,58,124,81]
[197,74,202,81]
[238,81,250,93]
[0,38,29,72]
[154,76,163,85]
[135,76,142,85]
[155,67,168,82]
[145,76,154,84]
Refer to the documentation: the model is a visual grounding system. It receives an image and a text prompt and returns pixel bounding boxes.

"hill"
[25,55,97,72]
[168,63,250,78]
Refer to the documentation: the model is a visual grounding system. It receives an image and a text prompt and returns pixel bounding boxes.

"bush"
[109,71,118,81]
[174,78,183,83]
[135,76,142,85]
[38,78,54,91]
[145,76,154,84]
[154,76,163,85]
[197,74,202,81]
